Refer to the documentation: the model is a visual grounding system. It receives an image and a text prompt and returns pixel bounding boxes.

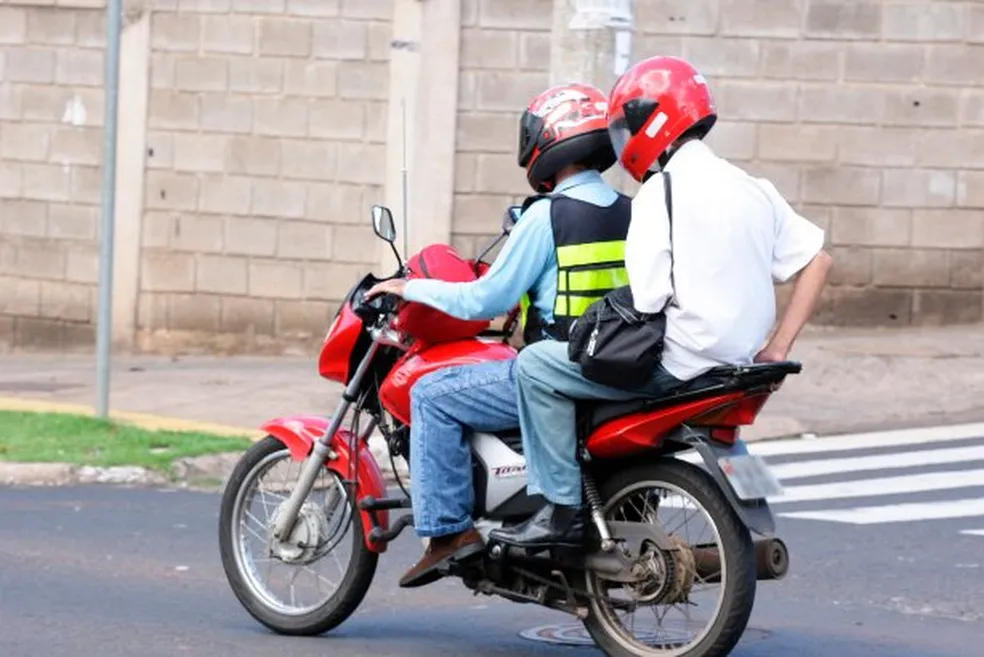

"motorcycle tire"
[218,436,378,635]
[581,459,757,657]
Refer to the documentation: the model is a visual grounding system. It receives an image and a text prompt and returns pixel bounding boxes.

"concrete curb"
[0,461,171,487]
[0,397,262,489]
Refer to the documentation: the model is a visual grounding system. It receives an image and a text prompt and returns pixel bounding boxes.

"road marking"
[772,468,984,504]
[748,422,984,458]
[780,497,984,525]
[768,445,984,480]
[656,469,984,508]
[960,529,984,537]
[673,423,984,467]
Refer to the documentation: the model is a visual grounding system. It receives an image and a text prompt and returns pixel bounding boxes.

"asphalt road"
[2,430,983,657]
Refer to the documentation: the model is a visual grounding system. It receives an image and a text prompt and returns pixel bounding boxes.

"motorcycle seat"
[578,361,802,434]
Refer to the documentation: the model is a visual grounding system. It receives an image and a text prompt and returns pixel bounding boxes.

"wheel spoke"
[257,488,287,518]
[289,567,300,607]
[304,564,338,591]
[240,510,269,544]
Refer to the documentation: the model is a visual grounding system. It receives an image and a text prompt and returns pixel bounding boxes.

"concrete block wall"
[0,1,108,350]
[451,0,553,258]
[646,0,984,326]
[452,0,984,327]
[137,0,392,349]
[2,0,982,353]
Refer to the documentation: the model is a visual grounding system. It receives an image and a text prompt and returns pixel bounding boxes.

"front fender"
[261,415,390,554]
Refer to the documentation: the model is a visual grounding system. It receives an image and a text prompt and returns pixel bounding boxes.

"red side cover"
[395,244,490,344]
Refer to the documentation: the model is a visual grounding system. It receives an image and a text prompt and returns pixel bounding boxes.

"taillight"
[709,427,737,444]
[691,392,771,427]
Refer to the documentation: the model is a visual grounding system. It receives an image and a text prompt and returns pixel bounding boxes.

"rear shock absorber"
[582,465,616,553]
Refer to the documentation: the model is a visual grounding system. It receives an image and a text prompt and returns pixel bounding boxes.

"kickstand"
[551,570,578,612]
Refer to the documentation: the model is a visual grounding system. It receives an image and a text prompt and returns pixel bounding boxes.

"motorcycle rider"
[489,56,834,551]
[366,83,633,588]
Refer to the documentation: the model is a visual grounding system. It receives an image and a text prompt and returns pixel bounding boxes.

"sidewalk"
[1,324,982,444]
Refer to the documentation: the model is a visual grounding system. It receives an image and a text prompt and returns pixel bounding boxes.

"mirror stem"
[389,241,404,270]
[475,229,508,267]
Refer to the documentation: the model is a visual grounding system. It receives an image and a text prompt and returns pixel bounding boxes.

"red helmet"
[518,83,617,193]
[607,56,717,182]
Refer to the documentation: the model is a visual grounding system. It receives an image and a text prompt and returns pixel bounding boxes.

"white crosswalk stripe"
[680,423,984,532]
[775,469,984,504]
[768,445,984,480]
[779,498,984,525]
[749,422,984,457]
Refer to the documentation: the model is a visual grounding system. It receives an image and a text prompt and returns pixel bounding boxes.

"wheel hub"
[268,501,331,565]
[628,534,696,605]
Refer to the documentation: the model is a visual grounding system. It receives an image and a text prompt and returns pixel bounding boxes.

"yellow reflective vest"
[521,193,633,344]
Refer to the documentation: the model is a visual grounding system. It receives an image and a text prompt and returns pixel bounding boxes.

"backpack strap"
[662,170,676,307]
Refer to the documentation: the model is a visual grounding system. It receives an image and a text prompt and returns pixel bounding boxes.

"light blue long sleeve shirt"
[403,170,620,333]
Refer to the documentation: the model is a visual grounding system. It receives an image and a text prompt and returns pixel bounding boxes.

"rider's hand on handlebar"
[365,279,407,301]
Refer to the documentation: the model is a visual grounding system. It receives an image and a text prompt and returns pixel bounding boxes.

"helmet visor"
[608,98,662,169]
[607,113,631,163]
[517,110,545,168]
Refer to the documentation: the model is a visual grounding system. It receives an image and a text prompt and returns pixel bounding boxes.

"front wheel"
[218,436,378,635]
[582,459,757,657]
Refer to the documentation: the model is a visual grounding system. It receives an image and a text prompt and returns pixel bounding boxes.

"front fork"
[273,339,382,541]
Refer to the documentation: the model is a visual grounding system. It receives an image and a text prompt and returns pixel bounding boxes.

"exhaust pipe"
[691,537,789,583]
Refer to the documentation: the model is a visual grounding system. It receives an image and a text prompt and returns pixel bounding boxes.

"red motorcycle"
[218,204,796,657]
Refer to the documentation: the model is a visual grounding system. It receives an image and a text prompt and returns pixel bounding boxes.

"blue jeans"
[516,340,686,506]
[409,359,519,537]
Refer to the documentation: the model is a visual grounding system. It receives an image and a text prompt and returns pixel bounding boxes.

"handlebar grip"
[376,292,401,315]
[354,288,402,322]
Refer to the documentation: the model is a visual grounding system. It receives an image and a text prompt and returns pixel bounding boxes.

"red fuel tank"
[379,339,518,425]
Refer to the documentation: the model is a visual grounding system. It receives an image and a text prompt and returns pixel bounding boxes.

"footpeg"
[358,496,412,511]
[368,514,414,544]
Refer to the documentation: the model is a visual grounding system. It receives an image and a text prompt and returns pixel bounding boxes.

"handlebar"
[352,284,403,324]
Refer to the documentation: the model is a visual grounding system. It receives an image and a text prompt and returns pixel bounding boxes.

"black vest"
[522,192,633,345]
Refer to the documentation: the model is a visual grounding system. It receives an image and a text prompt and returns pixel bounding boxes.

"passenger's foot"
[398,528,485,588]
[488,503,586,550]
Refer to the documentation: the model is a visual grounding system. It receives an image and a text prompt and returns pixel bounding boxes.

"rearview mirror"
[371,205,397,243]
[502,205,522,233]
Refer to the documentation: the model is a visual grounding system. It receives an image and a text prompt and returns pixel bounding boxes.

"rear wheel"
[582,459,756,657]
[218,436,378,635]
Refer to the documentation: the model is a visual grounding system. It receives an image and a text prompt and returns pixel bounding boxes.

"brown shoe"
[398,528,485,588]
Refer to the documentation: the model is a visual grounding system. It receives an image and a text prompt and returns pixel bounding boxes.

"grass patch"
[0,411,253,473]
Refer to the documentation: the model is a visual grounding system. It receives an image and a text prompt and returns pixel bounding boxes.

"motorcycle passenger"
[489,56,834,551]
[366,83,633,588]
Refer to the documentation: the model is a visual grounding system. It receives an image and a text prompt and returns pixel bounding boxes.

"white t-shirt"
[625,140,825,381]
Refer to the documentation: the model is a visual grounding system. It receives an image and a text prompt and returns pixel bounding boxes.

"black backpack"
[567,171,675,391]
